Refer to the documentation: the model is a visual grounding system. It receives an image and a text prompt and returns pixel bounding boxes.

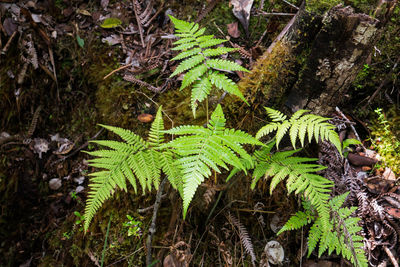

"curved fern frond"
[280,193,368,267]
[202,47,238,57]
[84,108,178,232]
[190,76,212,117]
[256,108,342,154]
[165,105,260,217]
[251,149,333,229]
[171,54,205,77]
[180,64,208,90]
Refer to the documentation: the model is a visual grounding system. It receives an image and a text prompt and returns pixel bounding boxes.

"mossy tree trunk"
[234,4,384,124]
[285,5,379,115]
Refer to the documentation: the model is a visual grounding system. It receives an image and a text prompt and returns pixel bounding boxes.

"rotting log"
[285,5,379,115]
[229,3,383,127]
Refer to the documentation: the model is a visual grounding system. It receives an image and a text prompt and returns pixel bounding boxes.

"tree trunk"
[285,5,379,115]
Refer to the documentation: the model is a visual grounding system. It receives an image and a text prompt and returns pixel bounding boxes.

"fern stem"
[206,96,209,123]
[146,177,167,266]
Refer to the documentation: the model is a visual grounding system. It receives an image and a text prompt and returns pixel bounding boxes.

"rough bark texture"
[285,5,379,114]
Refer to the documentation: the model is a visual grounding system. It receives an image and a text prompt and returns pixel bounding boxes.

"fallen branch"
[146,177,167,266]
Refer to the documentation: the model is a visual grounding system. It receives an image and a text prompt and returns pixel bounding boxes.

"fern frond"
[169,16,249,116]
[191,76,212,117]
[228,213,257,266]
[251,149,333,229]
[98,124,148,149]
[278,210,314,234]
[165,105,259,217]
[180,64,208,90]
[281,192,367,267]
[169,15,194,32]
[171,48,202,61]
[257,108,342,153]
[198,38,227,48]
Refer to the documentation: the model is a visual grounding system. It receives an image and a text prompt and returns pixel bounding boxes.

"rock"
[49,178,62,190]
[383,167,396,181]
[265,240,284,265]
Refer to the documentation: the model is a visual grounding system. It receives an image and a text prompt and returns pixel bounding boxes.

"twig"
[233,208,275,214]
[103,63,134,80]
[106,247,143,266]
[101,214,113,267]
[133,0,145,48]
[258,11,296,16]
[335,107,365,150]
[196,0,220,23]
[146,177,167,266]
[52,128,104,165]
[282,0,299,10]
[383,246,399,267]
[1,31,17,54]
[123,74,161,93]
[137,194,167,213]
[367,55,400,105]
[266,1,304,54]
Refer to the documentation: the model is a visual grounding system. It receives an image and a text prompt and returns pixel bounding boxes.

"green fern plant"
[169,16,249,117]
[84,104,261,230]
[83,107,181,231]
[163,104,262,217]
[228,139,333,229]
[256,108,342,154]
[279,192,368,267]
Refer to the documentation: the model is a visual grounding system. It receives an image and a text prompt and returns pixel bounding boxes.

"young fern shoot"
[169,16,249,117]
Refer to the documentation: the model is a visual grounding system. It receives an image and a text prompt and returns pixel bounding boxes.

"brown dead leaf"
[230,0,254,36]
[227,22,240,38]
[138,114,154,123]
[385,207,400,219]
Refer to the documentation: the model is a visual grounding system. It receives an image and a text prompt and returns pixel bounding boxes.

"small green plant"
[342,138,362,157]
[256,108,342,153]
[169,15,249,117]
[74,211,85,232]
[62,231,72,240]
[70,191,78,200]
[370,108,400,174]
[123,215,143,237]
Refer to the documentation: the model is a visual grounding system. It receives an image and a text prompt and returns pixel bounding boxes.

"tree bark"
[285,5,379,115]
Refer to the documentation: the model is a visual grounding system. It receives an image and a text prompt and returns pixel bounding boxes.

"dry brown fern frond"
[227,213,256,266]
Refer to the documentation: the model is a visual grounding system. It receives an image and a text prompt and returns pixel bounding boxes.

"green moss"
[370,108,400,175]
[306,0,342,14]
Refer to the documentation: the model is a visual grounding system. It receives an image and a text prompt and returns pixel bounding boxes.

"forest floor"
[0,0,399,266]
